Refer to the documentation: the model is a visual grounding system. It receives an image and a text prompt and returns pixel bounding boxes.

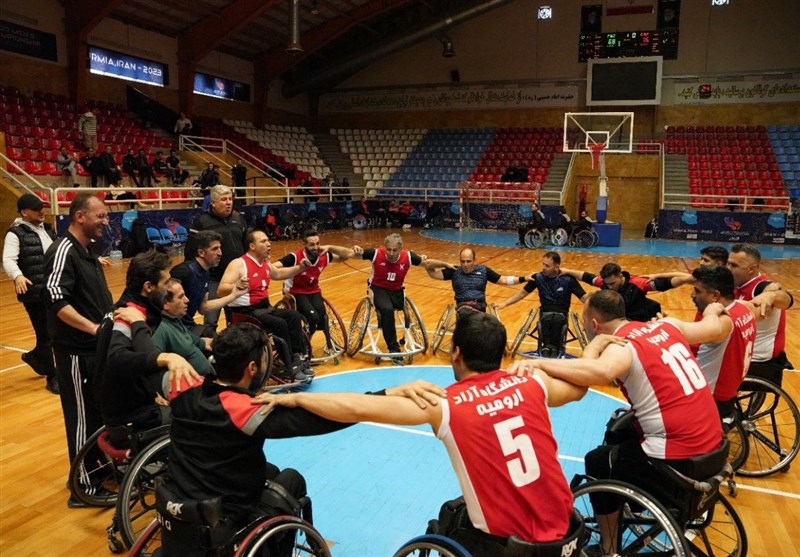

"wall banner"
[657,209,795,245]
[319,85,579,114]
[0,19,57,62]
[674,79,800,105]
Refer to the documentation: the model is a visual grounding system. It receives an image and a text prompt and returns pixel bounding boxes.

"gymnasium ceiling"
[103,0,512,97]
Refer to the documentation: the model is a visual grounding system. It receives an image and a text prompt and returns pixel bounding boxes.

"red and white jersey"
[369,248,411,291]
[616,321,722,459]
[284,249,332,295]
[735,274,785,361]
[694,301,756,402]
[229,254,270,307]
[437,370,572,542]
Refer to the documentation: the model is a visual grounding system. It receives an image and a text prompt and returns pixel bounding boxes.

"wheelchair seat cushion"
[156,481,223,527]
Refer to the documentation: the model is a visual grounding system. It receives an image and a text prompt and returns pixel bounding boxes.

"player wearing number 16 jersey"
[253,312,588,557]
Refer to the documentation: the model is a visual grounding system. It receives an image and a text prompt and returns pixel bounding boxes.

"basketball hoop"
[588,143,605,170]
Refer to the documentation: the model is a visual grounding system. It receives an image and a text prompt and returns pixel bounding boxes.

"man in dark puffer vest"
[2,194,59,393]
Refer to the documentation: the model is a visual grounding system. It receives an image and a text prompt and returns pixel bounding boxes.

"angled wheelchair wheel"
[575,229,596,248]
[404,297,429,355]
[734,376,800,476]
[684,494,747,557]
[233,515,331,557]
[553,227,569,246]
[571,478,690,557]
[275,293,297,311]
[725,417,749,474]
[392,534,473,557]
[570,311,589,349]
[126,519,161,557]
[523,230,544,249]
[431,304,455,355]
[309,297,347,364]
[510,308,538,357]
[68,426,123,508]
[346,298,371,357]
[116,435,171,549]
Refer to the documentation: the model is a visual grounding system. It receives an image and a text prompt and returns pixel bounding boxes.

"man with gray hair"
[184,185,247,331]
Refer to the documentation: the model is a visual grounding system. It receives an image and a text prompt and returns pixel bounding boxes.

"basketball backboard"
[562,112,634,153]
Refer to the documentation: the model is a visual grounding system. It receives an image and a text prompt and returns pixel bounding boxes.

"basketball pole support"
[597,152,608,223]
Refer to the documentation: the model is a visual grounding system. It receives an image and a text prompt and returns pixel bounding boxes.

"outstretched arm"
[494,286,531,310]
[323,245,356,262]
[269,259,311,280]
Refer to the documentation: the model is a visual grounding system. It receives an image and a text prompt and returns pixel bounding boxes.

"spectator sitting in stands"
[135,148,158,187]
[98,145,123,187]
[174,112,192,137]
[56,146,80,187]
[152,151,170,181]
[166,149,190,185]
[122,148,139,187]
[502,160,528,182]
[78,148,102,188]
[399,200,414,226]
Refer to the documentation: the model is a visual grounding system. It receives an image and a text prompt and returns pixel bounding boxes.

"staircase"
[663,155,690,209]
[539,154,571,205]
[313,132,362,198]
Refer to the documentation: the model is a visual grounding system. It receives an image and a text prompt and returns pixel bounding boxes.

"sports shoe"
[390,356,405,366]
[67,495,87,509]
[45,376,60,395]
[22,351,47,376]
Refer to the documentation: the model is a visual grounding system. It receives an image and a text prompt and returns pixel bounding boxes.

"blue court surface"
[265,366,626,557]
[421,229,800,259]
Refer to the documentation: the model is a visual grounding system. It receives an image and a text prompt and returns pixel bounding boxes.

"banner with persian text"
[656,209,798,245]
[319,85,579,114]
[673,79,800,105]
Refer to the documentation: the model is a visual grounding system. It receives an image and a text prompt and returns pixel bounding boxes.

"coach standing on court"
[44,192,113,507]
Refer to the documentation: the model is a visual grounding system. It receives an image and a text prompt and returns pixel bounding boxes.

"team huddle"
[5,188,793,556]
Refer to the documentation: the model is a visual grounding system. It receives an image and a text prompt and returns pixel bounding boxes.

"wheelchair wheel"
[523,230,544,249]
[404,297,429,355]
[233,515,331,557]
[509,308,538,357]
[275,293,297,311]
[571,478,690,557]
[552,227,569,246]
[569,311,589,349]
[431,305,455,355]
[309,297,347,364]
[575,229,596,249]
[116,435,171,549]
[126,519,161,557]
[684,494,747,557]
[734,376,800,476]
[392,534,473,557]
[725,417,749,473]
[68,426,123,508]
[346,298,371,357]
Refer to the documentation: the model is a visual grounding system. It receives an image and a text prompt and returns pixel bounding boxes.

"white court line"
[362,422,800,500]
[0,363,27,374]
[0,344,26,353]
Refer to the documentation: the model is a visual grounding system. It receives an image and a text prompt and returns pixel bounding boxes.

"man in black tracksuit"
[184,185,247,331]
[44,193,113,507]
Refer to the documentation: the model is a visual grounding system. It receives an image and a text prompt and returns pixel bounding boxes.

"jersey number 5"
[494,416,540,487]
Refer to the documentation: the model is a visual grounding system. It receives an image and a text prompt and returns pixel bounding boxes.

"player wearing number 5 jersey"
[510,290,727,556]
[255,312,588,556]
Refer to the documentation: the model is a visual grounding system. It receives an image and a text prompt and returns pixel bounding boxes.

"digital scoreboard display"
[579,28,678,62]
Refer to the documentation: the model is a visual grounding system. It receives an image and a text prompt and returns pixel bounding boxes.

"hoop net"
[588,143,605,170]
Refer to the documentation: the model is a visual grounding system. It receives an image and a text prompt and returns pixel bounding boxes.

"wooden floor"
[1,227,799,557]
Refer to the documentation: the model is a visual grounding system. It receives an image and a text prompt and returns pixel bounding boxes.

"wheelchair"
[568,227,599,249]
[430,302,499,356]
[346,292,428,364]
[229,312,313,391]
[508,309,588,358]
[396,508,585,557]
[523,227,569,250]
[274,293,348,365]
[725,375,799,478]
[128,481,330,557]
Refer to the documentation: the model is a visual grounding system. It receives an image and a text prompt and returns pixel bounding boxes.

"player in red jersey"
[351,233,448,365]
[276,229,355,350]
[726,243,794,386]
[511,290,727,556]
[218,230,314,381]
[255,312,587,557]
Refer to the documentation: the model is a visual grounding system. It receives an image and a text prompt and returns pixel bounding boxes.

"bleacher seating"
[768,125,800,198]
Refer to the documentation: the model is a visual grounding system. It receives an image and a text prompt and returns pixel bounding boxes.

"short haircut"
[246,229,266,247]
[731,243,761,265]
[211,324,267,383]
[303,229,320,241]
[599,262,622,279]
[452,312,506,373]
[692,265,735,299]
[384,233,403,247]
[68,192,102,219]
[163,277,183,304]
[210,185,232,202]
[195,230,222,252]
[700,245,729,264]
[543,251,560,265]
[126,250,172,292]
[460,247,476,260]
[586,290,626,321]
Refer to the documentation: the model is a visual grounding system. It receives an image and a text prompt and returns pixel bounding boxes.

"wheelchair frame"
[346,294,428,364]
[275,293,348,365]
[431,303,499,356]
[67,426,126,508]
[393,534,473,557]
[508,308,588,358]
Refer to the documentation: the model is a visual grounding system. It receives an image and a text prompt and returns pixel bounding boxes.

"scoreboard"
[579,28,679,62]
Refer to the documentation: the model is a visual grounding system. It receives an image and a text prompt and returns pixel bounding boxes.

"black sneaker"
[390,356,405,366]
[67,495,87,509]
[21,352,47,376]
[46,376,60,395]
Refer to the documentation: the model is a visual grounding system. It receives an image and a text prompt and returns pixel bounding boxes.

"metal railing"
[0,151,54,201]
[663,191,790,212]
[178,135,288,188]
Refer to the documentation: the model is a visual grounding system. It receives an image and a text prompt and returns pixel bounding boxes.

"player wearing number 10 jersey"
[254,312,589,557]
